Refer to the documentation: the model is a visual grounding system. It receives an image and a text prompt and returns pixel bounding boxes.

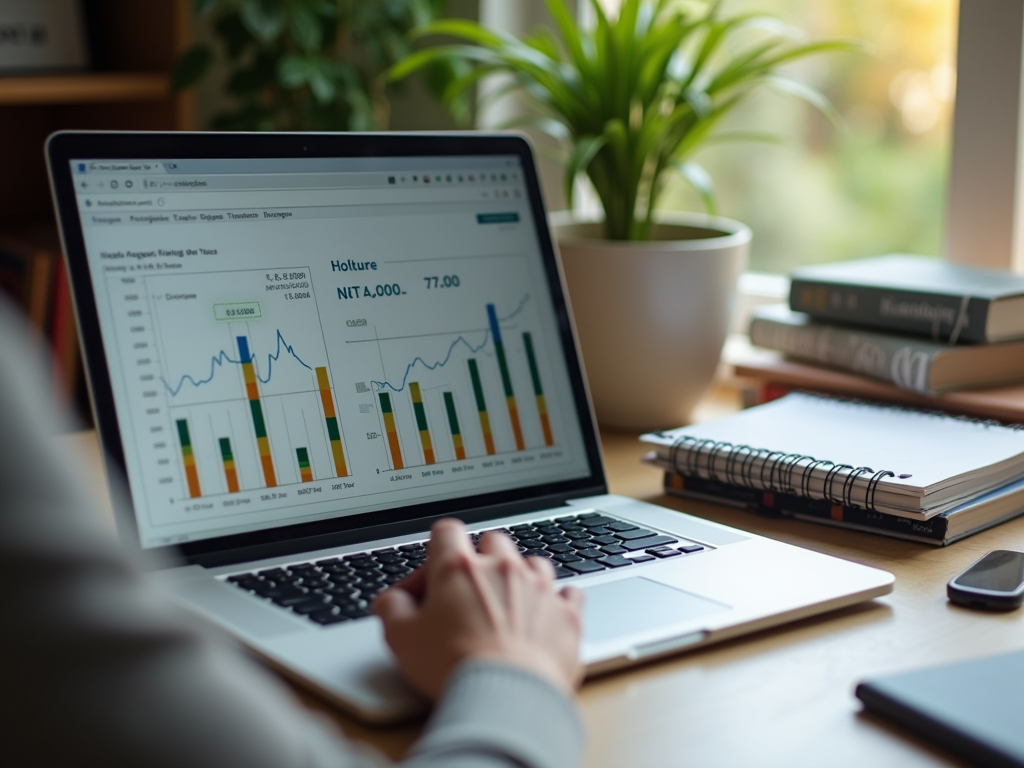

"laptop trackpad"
[583,577,729,644]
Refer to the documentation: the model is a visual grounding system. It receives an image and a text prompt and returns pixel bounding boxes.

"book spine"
[789,279,991,343]
[663,472,948,543]
[749,314,940,393]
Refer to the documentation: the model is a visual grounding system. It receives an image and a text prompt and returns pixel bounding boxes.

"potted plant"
[171,0,450,131]
[392,0,854,429]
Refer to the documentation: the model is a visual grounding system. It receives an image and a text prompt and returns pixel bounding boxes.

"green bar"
[523,332,544,396]
[379,391,393,413]
[176,419,192,448]
[495,342,514,397]
[410,383,430,431]
[325,416,341,442]
[219,437,233,460]
[248,399,267,438]
[468,359,487,412]
[443,392,461,436]
[296,447,310,468]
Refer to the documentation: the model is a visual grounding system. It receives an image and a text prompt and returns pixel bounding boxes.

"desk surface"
[64,425,1024,768]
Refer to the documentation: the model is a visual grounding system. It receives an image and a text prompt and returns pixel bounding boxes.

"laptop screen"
[64,150,594,550]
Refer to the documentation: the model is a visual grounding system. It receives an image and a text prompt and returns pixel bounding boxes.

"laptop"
[46,130,894,722]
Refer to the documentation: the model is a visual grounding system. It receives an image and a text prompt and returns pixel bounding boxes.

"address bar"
[80,185,494,212]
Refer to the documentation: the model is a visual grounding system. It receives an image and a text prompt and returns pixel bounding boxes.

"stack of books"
[730,254,1024,424]
[643,392,1024,545]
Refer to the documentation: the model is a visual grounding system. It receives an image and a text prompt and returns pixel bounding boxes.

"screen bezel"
[46,130,607,567]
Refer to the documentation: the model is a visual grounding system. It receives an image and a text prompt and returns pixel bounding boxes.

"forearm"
[407,660,584,768]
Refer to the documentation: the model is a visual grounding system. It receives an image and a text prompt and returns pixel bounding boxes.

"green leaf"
[564,135,607,210]
[290,7,323,54]
[170,43,212,92]
[240,0,286,44]
[676,161,716,214]
[278,55,312,89]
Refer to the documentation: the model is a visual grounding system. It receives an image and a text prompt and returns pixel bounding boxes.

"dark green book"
[789,255,1024,344]
[660,470,1024,546]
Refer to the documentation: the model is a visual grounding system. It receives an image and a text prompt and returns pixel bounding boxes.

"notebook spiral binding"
[667,435,895,511]
[664,394,1024,512]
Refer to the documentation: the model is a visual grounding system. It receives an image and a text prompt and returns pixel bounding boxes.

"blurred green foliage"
[172,0,450,131]
[660,0,956,272]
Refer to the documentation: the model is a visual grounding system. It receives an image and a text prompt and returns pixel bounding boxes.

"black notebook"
[641,393,1024,520]
[856,651,1024,768]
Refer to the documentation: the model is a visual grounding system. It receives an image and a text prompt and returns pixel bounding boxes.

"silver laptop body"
[47,131,893,722]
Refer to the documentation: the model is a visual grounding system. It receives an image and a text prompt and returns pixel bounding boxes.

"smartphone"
[947,550,1024,610]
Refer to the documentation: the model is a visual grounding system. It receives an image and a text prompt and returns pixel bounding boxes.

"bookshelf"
[0,0,193,420]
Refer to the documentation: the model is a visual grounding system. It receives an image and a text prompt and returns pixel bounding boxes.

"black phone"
[947,550,1024,610]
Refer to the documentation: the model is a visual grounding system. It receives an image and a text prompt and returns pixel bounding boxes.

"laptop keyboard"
[224,511,708,627]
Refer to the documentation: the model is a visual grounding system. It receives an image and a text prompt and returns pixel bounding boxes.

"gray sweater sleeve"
[0,299,583,768]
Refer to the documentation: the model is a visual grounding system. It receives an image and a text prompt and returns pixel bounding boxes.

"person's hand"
[371,518,584,701]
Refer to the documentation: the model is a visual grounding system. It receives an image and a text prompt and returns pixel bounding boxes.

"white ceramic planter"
[552,211,750,430]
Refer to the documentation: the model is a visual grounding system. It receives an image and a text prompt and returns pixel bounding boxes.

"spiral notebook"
[641,393,1024,520]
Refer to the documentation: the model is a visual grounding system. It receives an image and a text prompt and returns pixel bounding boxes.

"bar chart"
[144,268,351,501]
[368,299,558,471]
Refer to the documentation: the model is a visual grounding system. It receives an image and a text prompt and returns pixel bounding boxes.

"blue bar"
[476,213,520,224]
[486,304,502,345]
[236,336,251,362]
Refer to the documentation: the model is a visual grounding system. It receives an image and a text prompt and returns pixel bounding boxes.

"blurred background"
[658,0,958,274]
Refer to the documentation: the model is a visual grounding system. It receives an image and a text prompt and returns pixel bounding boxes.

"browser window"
[70,156,590,548]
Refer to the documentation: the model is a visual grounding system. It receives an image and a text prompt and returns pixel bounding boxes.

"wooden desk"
[65,427,1024,768]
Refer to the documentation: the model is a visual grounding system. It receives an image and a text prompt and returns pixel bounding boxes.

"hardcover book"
[789,255,1024,343]
[749,304,1024,393]
[657,468,1024,546]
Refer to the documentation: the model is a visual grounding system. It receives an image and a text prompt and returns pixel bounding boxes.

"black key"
[309,608,349,625]
[349,558,379,570]
[597,555,634,568]
[324,586,359,600]
[273,592,319,607]
[581,516,617,528]
[586,527,612,537]
[600,544,628,556]
[565,559,606,574]
[521,539,547,551]
[343,553,370,561]
[553,553,583,563]
[546,543,574,554]
[541,534,570,545]
[679,545,705,554]
[321,564,355,576]
[398,542,425,552]
[339,604,370,619]
[648,548,682,558]
[590,534,618,546]
[381,564,411,575]
[258,568,287,579]
[553,567,577,579]
[566,530,592,541]
[576,549,604,560]
[555,515,577,523]
[372,548,397,555]
[510,523,533,531]
[300,578,332,591]
[614,527,658,541]
[536,525,562,536]
[526,550,552,559]
[314,557,340,566]
[293,598,333,614]
[606,521,638,532]
[619,535,679,552]
[231,577,263,591]
[227,572,256,583]
[631,554,656,563]
[375,554,406,565]
[577,511,599,519]
[516,529,542,540]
